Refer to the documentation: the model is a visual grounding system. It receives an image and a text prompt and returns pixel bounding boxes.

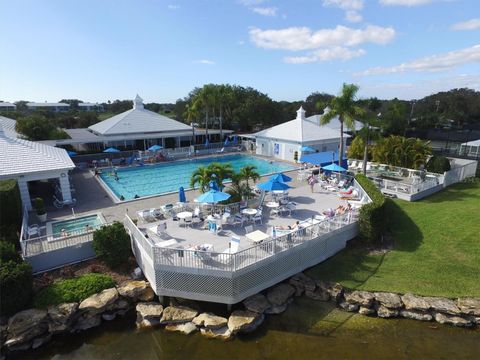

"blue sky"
[1,0,479,104]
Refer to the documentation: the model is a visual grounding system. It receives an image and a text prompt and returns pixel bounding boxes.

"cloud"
[322,0,364,23]
[167,4,180,10]
[451,18,480,31]
[238,0,266,5]
[379,0,433,6]
[249,25,395,51]
[356,44,480,76]
[345,10,363,23]
[284,47,366,63]
[252,7,277,16]
[193,59,216,65]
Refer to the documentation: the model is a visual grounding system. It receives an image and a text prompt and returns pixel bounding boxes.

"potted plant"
[34,197,47,222]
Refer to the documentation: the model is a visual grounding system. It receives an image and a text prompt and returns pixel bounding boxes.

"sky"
[0,0,479,104]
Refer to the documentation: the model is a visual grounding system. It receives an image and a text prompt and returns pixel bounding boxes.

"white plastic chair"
[244,225,254,234]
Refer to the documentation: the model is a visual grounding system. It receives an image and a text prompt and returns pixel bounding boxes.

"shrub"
[34,273,115,308]
[93,222,131,268]
[0,240,21,263]
[426,155,451,173]
[0,260,33,316]
[33,197,46,216]
[0,180,21,245]
[355,174,386,245]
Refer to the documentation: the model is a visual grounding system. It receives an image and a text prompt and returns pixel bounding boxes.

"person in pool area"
[60,228,68,237]
[134,194,140,199]
[85,224,93,232]
[119,195,125,201]
[277,221,300,231]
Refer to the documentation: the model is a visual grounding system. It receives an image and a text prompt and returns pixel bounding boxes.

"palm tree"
[227,174,254,201]
[190,166,212,192]
[208,162,234,190]
[321,83,365,166]
[239,165,260,188]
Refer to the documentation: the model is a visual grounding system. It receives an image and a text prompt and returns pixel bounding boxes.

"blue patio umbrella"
[67,151,77,157]
[269,173,292,183]
[300,145,315,152]
[208,180,219,191]
[322,163,347,172]
[195,189,231,204]
[232,135,238,145]
[257,179,292,191]
[103,147,120,153]
[205,138,210,147]
[224,137,230,146]
[148,144,163,151]
[178,187,186,203]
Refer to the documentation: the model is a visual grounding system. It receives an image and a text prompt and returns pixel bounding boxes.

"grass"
[34,273,115,308]
[306,180,480,298]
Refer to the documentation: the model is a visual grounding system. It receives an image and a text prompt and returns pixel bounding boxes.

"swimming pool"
[99,154,296,201]
[48,214,105,239]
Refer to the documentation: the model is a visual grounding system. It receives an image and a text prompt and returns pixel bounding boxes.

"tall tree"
[320,83,364,166]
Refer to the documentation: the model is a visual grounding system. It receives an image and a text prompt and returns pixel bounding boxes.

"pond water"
[11,298,480,360]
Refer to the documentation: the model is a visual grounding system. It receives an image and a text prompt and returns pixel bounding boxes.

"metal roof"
[0,116,19,138]
[461,139,480,147]
[26,102,70,107]
[306,114,362,131]
[0,128,75,179]
[0,102,16,107]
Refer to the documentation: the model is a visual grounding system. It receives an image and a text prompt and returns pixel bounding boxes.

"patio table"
[241,208,257,216]
[265,201,279,208]
[246,230,270,244]
[177,211,193,227]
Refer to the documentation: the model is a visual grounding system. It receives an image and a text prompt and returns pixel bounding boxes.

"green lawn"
[306,181,480,298]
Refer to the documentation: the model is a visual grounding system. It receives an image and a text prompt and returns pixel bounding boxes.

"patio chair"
[137,209,155,223]
[286,202,296,216]
[27,224,39,239]
[223,235,241,254]
[244,225,254,234]
[252,213,263,225]
[234,213,246,227]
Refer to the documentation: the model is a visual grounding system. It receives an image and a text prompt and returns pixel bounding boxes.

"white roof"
[461,139,480,147]
[88,95,191,136]
[0,102,16,107]
[306,107,362,131]
[0,116,19,138]
[253,107,350,143]
[0,127,74,179]
[78,103,100,107]
[26,102,69,107]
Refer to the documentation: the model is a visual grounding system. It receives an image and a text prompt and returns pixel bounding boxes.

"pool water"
[99,154,296,201]
[51,214,104,238]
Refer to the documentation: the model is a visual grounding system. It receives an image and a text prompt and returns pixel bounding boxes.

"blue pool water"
[99,155,296,200]
[51,214,103,238]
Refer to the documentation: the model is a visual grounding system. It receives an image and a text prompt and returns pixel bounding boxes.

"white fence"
[443,158,478,187]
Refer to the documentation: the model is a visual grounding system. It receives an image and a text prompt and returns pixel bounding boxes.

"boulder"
[200,326,233,340]
[47,302,79,334]
[31,334,52,349]
[266,284,295,306]
[358,306,376,316]
[424,297,461,315]
[6,309,48,348]
[338,301,359,312]
[72,314,101,331]
[117,280,155,302]
[227,310,264,334]
[165,322,198,335]
[160,306,198,325]
[136,302,164,328]
[374,292,403,309]
[434,312,473,328]
[264,303,288,315]
[316,281,344,301]
[78,288,119,315]
[376,305,399,318]
[192,313,228,329]
[400,310,433,322]
[243,294,271,314]
[344,290,375,307]
[305,288,330,302]
[401,293,430,312]
[289,273,316,295]
[457,298,480,316]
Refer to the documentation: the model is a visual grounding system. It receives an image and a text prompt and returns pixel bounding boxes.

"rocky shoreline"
[2,274,479,357]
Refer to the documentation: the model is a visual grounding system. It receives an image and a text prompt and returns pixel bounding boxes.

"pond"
[11,298,480,360]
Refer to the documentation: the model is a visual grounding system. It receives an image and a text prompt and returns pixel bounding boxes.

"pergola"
[0,125,75,210]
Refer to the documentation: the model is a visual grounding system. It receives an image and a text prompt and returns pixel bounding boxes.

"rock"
[358,306,376,315]
[401,293,430,312]
[457,298,480,316]
[79,288,119,315]
[305,288,330,302]
[165,322,198,335]
[266,284,295,306]
[338,301,359,312]
[113,298,131,311]
[344,290,375,307]
[6,309,48,348]
[136,302,164,328]
[400,310,433,321]
[434,312,473,327]
[102,313,117,321]
[31,334,52,349]
[374,292,402,309]
[289,273,316,295]
[376,305,399,318]
[160,306,198,325]
[72,314,101,331]
[200,326,233,340]
[243,294,271,314]
[48,303,79,334]
[192,313,228,329]
[424,297,461,315]
[316,281,344,301]
[117,280,155,302]
[227,310,264,334]
[264,303,288,315]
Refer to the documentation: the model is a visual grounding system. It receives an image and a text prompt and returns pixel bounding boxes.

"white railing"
[22,230,95,257]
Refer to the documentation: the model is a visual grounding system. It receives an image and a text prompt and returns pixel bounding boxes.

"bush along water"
[93,222,131,268]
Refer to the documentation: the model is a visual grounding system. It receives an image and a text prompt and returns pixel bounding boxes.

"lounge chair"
[223,235,240,254]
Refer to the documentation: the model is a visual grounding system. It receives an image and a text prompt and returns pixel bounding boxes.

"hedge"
[93,222,131,268]
[355,174,386,245]
[0,180,22,245]
[0,260,33,316]
[34,273,116,308]
[426,155,451,173]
